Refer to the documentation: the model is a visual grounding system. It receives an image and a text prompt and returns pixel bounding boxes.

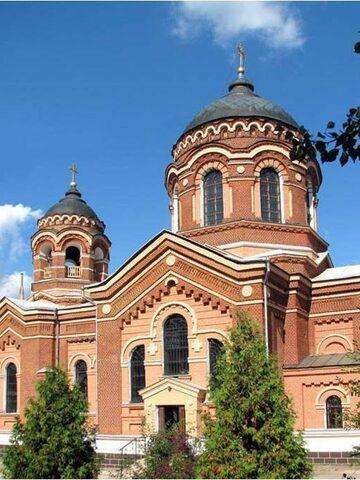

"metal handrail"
[118,437,146,475]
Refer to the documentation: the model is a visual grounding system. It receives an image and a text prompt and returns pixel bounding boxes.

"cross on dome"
[70,164,79,188]
[237,43,245,78]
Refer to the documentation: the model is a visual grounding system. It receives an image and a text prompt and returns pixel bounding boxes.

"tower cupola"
[165,45,326,277]
[31,166,111,304]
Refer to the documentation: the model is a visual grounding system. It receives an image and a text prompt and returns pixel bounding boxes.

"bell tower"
[31,166,111,304]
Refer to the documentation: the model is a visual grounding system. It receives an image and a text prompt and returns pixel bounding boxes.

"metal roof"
[43,186,100,222]
[285,353,360,369]
[7,298,58,311]
[183,78,299,134]
[313,265,360,282]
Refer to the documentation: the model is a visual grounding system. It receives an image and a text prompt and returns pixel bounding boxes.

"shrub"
[135,423,196,479]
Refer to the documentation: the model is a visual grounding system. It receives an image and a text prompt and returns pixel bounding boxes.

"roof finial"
[19,273,25,300]
[237,43,245,78]
[69,164,78,188]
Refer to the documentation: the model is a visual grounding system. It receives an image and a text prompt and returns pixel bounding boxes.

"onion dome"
[183,44,298,134]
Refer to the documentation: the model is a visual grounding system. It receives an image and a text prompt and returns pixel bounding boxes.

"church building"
[0,49,359,464]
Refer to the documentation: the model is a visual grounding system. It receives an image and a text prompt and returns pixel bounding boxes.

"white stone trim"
[302,429,360,452]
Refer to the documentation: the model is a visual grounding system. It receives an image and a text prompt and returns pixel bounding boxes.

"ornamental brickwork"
[0,58,359,460]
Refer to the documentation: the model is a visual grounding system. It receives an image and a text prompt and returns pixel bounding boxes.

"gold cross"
[70,164,78,188]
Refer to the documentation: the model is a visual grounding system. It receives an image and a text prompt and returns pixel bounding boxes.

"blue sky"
[0,1,359,296]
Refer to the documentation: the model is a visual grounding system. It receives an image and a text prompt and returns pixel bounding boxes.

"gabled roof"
[139,377,206,399]
[86,230,270,296]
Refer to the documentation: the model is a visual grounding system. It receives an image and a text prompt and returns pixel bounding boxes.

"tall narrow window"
[5,363,17,413]
[164,315,189,376]
[130,345,145,403]
[260,168,281,223]
[75,360,88,398]
[208,338,223,379]
[307,179,315,228]
[203,170,223,226]
[326,395,343,429]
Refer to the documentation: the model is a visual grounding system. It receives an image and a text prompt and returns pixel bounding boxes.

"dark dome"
[183,76,298,134]
[44,186,100,222]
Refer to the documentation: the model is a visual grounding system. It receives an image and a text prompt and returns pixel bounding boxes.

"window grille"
[5,363,17,413]
[164,315,189,376]
[75,360,88,398]
[130,345,145,403]
[204,170,223,226]
[326,395,343,429]
[260,168,281,223]
[208,338,223,379]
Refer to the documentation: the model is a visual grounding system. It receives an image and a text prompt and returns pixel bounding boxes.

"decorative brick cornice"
[172,118,299,160]
[180,218,321,238]
[314,317,352,326]
[38,214,104,231]
[120,280,231,329]
[67,336,96,344]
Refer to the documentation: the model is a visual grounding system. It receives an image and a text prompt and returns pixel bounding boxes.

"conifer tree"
[196,313,312,479]
[3,367,99,479]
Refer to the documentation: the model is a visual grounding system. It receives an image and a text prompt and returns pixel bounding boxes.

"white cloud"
[0,204,42,258]
[0,271,32,299]
[172,2,304,50]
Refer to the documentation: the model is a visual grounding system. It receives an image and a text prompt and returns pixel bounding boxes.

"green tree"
[290,37,359,166]
[3,367,99,479]
[196,313,312,479]
[342,366,360,460]
[134,423,196,479]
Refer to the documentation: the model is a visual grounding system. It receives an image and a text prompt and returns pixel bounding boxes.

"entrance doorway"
[158,405,185,431]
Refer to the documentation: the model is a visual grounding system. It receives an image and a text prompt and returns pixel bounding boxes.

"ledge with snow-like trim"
[0,431,144,455]
[303,429,360,452]
[95,434,144,454]
[0,431,11,446]
[1,429,360,458]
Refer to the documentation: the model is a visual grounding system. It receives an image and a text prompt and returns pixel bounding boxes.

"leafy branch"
[290,38,360,166]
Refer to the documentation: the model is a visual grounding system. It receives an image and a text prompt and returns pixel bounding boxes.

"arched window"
[203,170,223,226]
[75,360,88,398]
[41,244,53,267]
[65,246,81,278]
[164,315,189,376]
[326,395,343,429]
[260,168,281,223]
[65,246,81,267]
[130,345,145,403]
[94,246,105,261]
[208,338,223,378]
[171,186,180,233]
[5,363,17,413]
[307,179,315,228]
